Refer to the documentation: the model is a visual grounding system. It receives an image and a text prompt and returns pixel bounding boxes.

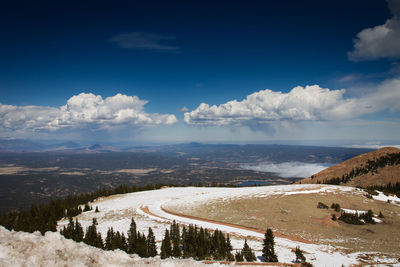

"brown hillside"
[296,147,400,187]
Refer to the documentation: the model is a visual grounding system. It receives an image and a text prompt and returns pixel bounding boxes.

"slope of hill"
[56,185,400,266]
[296,147,400,188]
[2,185,400,266]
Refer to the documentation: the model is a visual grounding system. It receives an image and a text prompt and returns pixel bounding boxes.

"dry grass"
[0,166,60,175]
[167,190,400,254]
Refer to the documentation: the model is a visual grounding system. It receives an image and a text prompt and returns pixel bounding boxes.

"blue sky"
[1,0,399,145]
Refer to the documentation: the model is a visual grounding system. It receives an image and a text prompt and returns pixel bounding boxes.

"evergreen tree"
[294,246,306,263]
[74,219,84,242]
[160,229,172,259]
[146,227,157,257]
[62,217,75,239]
[135,232,148,257]
[105,227,115,250]
[242,239,256,262]
[171,221,181,257]
[235,251,244,262]
[120,233,128,252]
[226,235,234,261]
[262,228,278,262]
[84,203,91,212]
[127,218,137,254]
[83,218,103,249]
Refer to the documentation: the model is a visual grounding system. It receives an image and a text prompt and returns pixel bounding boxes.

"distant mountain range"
[0,139,119,153]
[297,147,400,188]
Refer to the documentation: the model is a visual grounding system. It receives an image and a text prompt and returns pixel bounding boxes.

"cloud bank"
[110,32,179,52]
[240,162,330,178]
[0,93,177,133]
[184,80,400,127]
[348,0,400,61]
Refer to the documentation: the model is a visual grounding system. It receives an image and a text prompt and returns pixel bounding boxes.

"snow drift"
[0,226,221,267]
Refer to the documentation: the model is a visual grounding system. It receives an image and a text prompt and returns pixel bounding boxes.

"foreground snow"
[0,226,223,267]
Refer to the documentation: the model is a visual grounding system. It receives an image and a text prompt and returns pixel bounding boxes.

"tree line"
[60,217,283,263]
[0,180,274,235]
[0,183,185,234]
[324,152,400,186]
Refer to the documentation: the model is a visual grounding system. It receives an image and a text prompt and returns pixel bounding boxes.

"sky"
[1,0,400,146]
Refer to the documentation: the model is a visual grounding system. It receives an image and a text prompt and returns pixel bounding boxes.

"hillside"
[2,185,400,266]
[296,147,400,188]
[56,185,400,266]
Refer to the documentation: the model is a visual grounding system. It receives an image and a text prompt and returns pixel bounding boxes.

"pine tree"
[74,219,84,242]
[235,251,244,262]
[146,227,157,257]
[161,229,172,259]
[226,235,234,261]
[242,239,256,262]
[171,221,181,257]
[120,233,128,252]
[105,227,115,250]
[84,203,91,212]
[136,232,148,257]
[127,218,137,254]
[83,218,103,249]
[294,246,306,263]
[262,228,278,262]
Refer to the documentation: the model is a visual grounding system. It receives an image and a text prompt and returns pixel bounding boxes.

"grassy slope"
[296,147,400,187]
[166,188,400,254]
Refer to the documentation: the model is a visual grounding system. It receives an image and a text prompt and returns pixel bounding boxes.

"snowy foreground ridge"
[2,184,400,266]
[0,226,221,267]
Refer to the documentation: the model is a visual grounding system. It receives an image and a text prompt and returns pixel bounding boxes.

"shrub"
[317,202,329,209]
[331,203,341,212]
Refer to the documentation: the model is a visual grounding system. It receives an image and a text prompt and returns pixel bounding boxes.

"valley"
[0,143,370,212]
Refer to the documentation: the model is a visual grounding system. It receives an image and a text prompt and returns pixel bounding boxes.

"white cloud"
[0,93,177,133]
[184,85,348,126]
[110,32,179,52]
[184,79,400,128]
[348,0,400,61]
[347,144,400,149]
[240,162,330,178]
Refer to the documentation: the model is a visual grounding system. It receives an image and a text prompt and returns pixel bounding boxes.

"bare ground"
[165,190,400,254]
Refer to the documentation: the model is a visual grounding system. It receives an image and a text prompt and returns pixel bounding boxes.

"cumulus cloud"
[184,78,400,127]
[184,79,400,128]
[240,162,330,178]
[184,85,349,126]
[110,32,179,52]
[348,0,400,61]
[0,93,177,133]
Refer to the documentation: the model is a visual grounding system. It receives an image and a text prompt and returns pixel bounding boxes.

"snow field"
[59,185,369,266]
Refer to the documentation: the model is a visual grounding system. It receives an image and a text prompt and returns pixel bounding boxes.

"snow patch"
[372,191,400,206]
